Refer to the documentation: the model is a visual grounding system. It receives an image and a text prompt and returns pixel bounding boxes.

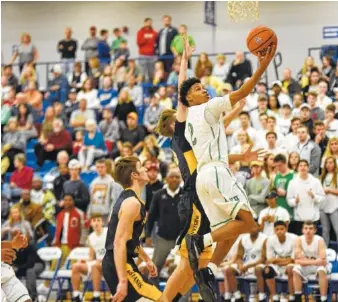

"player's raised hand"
[12,232,28,249]
[242,145,267,162]
[1,248,17,264]
[182,34,193,59]
[258,44,276,70]
[113,280,128,302]
[146,259,158,278]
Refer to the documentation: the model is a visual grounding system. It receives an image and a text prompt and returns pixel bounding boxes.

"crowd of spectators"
[1,14,338,301]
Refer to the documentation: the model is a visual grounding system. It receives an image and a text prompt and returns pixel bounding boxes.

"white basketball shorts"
[196,163,254,230]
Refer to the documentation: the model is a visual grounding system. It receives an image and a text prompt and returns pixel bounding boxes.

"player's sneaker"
[194,267,219,302]
[91,297,101,302]
[185,234,204,272]
[71,297,81,302]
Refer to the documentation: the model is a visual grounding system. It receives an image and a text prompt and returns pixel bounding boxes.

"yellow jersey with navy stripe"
[105,189,146,257]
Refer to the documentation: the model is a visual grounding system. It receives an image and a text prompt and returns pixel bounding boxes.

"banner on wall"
[323,26,338,39]
[204,1,216,26]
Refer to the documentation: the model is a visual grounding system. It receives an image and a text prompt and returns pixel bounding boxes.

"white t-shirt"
[241,233,267,265]
[325,119,338,139]
[185,96,232,170]
[258,206,290,236]
[316,95,332,110]
[266,232,297,260]
[61,212,70,244]
[88,227,108,260]
[277,116,292,136]
[300,235,324,259]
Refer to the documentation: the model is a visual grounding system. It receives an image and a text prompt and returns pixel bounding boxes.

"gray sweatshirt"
[2,131,26,151]
[98,118,120,142]
[87,174,123,217]
[81,37,99,60]
[245,176,271,219]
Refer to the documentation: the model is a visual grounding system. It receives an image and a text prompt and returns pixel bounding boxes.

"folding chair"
[56,247,90,301]
[37,247,63,301]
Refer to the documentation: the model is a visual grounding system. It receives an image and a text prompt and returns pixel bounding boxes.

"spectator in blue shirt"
[44,64,69,104]
[78,119,107,171]
[97,76,118,109]
[97,29,111,68]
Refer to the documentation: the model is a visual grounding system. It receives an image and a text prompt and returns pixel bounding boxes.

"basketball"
[246,25,278,57]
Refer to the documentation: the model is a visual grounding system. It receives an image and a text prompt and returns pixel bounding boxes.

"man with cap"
[258,190,290,236]
[117,112,146,155]
[145,167,183,285]
[61,159,90,213]
[281,68,301,98]
[299,103,315,138]
[44,64,70,103]
[81,26,99,74]
[271,80,292,108]
[245,161,271,219]
[249,93,275,130]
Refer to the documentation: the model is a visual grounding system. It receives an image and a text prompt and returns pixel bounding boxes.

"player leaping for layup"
[155,35,266,302]
[180,40,276,281]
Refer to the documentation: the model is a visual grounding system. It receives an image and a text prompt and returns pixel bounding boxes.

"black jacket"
[155,26,178,56]
[14,244,45,277]
[146,187,182,240]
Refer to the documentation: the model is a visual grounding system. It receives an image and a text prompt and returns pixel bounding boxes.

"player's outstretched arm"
[229,45,276,106]
[176,34,192,122]
[113,198,141,301]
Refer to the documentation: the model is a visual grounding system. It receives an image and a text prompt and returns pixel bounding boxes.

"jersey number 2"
[188,123,197,146]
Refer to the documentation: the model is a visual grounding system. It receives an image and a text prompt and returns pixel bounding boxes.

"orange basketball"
[246,25,278,57]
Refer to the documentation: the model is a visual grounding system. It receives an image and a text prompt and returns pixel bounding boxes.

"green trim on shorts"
[209,143,212,160]
[215,167,219,189]
[217,127,221,160]
[211,217,232,228]
[230,200,240,217]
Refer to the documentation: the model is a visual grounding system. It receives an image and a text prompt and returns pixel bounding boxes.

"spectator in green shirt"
[170,24,195,58]
[273,154,295,229]
[111,28,126,53]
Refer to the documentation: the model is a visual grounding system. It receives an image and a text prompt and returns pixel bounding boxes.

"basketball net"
[227,1,260,22]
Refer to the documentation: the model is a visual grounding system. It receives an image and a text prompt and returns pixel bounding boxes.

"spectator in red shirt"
[3,153,34,200]
[137,18,157,82]
[53,194,86,258]
[34,119,72,167]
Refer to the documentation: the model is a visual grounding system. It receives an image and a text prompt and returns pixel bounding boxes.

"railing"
[5,51,283,91]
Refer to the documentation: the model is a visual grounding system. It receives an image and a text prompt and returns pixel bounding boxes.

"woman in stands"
[321,137,338,168]
[19,62,38,91]
[321,56,335,82]
[2,118,27,173]
[153,61,167,85]
[288,151,300,172]
[9,33,38,72]
[297,56,317,89]
[68,61,88,93]
[114,88,137,125]
[88,57,101,89]
[39,106,55,143]
[1,204,33,242]
[230,130,253,175]
[320,156,338,246]
[139,134,166,164]
[16,103,37,140]
[76,78,100,109]
[263,153,277,182]
[78,119,107,171]
[268,95,281,115]
[195,52,213,79]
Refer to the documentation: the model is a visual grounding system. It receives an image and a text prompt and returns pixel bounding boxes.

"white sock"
[272,294,279,301]
[72,291,82,298]
[207,262,218,275]
[93,291,100,298]
[320,296,327,302]
[224,292,232,300]
[234,290,241,299]
[258,292,266,300]
[288,295,295,301]
[203,233,213,248]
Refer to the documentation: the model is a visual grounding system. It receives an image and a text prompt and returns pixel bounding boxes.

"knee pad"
[262,266,277,279]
